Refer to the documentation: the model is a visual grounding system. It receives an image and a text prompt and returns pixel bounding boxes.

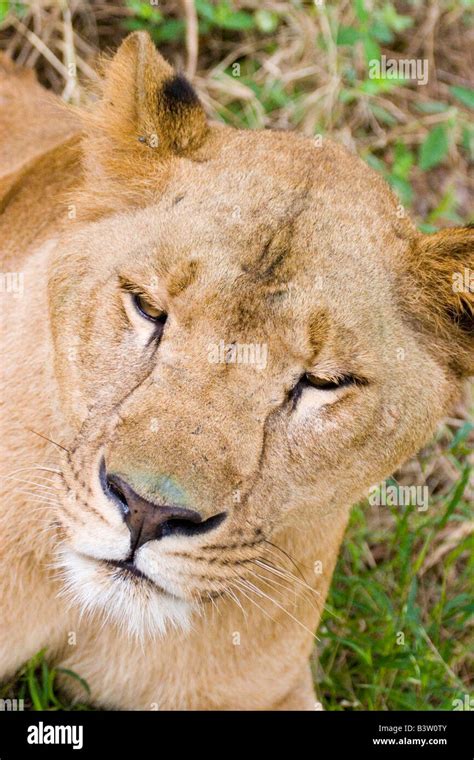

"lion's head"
[47,33,473,637]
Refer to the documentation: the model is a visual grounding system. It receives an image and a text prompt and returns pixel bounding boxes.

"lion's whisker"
[31,463,62,474]
[26,428,70,453]
[222,584,247,619]
[255,556,322,598]
[1,464,61,480]
[27,505,60,516]
[1,475,59,490]
[245,565,319,614]
[262,539,315,579]
[229,580,280,627]
[255,557,338,620]
[235,577,318,639]
[12,491,61,507]
[205,591,221,619]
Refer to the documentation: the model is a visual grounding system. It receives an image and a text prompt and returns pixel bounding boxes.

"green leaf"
[222,11,255,30]
[369,19,394,43]
[392,141,414,179]
[126,0,162,21]
[56,668,91,697]
[369,103,397,126]
[444,594,474,616]
[450,85,474,110]
[27,667,44,711]
[427,186,458,224]
[449,421,474,451]
[438,467,470,530]
[195,0,216,23]
[388,175,413,206]
[416,101,450,114]
[381,4,413,33]
[337,26,360,45]
[150,19,185,43]
[359,76,405,95]
[0,0,25,20]
[338,638,373,666]
[418,222,439,233]
[214,4,254,30]
[363,35,381,63]
[48,673,61,707]
[365,153,386,173]
[376,653,412,669]
[418,125,449,170]
[355,0,369,24]
[254,9,279,34]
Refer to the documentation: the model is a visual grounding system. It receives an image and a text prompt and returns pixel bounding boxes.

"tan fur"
[0,33,472,710]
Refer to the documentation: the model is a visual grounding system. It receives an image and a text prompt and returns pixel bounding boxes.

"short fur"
[0,33,472,710]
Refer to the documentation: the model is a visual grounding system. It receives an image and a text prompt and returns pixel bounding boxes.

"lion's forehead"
[170,135,400,234]
[65,195,400,366]
[61,130,411,359]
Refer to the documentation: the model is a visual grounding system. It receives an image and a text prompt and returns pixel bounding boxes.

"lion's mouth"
[100,557,221,604]
[100,557,187,602]
[69,551,182,600]
[59,548,194,636]
[103,558,153,583]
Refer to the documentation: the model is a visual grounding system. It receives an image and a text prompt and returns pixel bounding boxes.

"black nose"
[101,469,226,554]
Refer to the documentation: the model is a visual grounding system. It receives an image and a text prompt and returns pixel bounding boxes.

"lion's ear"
[406,226,474,376]
[81,31,208,185]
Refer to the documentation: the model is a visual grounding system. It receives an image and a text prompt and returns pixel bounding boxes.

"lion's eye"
[132,293,167,325]
[289,373,360,406]
[304,374,354,391]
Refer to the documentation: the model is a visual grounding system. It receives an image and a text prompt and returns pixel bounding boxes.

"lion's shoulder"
[0,54,78,192]
[0,55,81,268]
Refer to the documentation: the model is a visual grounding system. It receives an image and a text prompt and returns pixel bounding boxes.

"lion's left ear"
[81,31,208,188]
[406,226,474,376]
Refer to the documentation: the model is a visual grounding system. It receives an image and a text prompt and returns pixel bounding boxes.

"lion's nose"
[101,468,226,554]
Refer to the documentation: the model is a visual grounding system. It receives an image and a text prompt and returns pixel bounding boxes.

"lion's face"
[46,34,473,637]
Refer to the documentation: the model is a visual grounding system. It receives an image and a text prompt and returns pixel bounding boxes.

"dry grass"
[1,1,473,221]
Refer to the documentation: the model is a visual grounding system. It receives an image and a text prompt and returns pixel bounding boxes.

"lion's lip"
[84,554,215,605]
[101,558,183,599]
[102,558,154,584]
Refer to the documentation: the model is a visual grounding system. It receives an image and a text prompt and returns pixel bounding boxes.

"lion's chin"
[56,548,193,639]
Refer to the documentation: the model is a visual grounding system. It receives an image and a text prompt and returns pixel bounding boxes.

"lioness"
[0,32,472,710]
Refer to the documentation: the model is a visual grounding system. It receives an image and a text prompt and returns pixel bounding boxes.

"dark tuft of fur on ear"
[162,75,200,112]
[406,226,473,376]
[446,303,474,334]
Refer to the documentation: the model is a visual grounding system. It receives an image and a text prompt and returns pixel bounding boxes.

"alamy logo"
[369,55,428,86]
[452,694,474,711]
[0,698,24,711]
[207,340,268,370]
[27,721,83,750]
[369,482,429,512]
[0,271,24,298]
[452,267,474,294]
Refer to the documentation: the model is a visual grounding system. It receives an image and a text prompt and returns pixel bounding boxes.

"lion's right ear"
[81,31,208,188]
[404,226,474,377]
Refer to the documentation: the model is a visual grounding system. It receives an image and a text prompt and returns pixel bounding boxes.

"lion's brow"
[166,259,200,297]
[308,309,329,355]
[240,225,294,283]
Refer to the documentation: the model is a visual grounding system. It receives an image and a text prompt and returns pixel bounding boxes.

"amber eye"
[132,293,167,325]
